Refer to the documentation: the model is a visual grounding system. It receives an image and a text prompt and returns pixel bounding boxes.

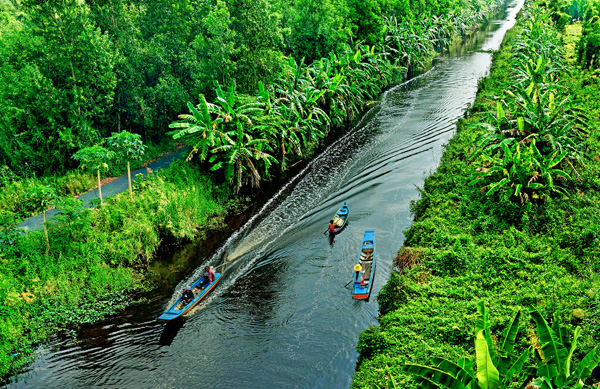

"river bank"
[352,2,600,387]
[1,0,512,384]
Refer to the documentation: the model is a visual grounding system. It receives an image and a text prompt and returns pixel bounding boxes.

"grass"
[0,139,177,224]
[351,7,600,389]
[0,160,231,380]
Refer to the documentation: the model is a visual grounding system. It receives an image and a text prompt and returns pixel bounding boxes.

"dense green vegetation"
[353,1,600,387]
[0,0,511,381]
[0,162,230,378]
[0,0,500,179]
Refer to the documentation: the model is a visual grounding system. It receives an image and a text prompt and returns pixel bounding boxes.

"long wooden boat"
[332,202,349,233]
[158,272,223,320]
[352,230,375,300]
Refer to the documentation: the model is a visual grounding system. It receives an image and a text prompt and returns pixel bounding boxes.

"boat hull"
[332,202,349,233]
[158,273,222,320]
[351,230,376,300]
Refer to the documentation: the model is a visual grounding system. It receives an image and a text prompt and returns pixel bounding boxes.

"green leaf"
[500,309,521,353]
[564,326,581,378]
[475,330,499,389]
[476,302,496,362]
[513,184,523,197]
[529,307,568,380]
[517,117,525,132]
[526,82,534,97]
[500,350,529,385]
[574,347,600,382]
[402,364,470,389]
[496,102,505,121]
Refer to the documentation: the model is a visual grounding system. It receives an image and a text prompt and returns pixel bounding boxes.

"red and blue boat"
[158,272,222,320]
[352,230,376,300]
[332,202,349,233]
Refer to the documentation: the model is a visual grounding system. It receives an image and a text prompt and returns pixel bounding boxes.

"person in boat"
[199,266,216,290]
[324,220,337,236]
[182,287,194,304]
[353,264,364,287]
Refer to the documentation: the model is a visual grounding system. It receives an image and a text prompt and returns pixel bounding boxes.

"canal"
[8,1,523,387]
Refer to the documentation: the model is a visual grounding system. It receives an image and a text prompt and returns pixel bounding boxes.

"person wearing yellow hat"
[353,264,365,287]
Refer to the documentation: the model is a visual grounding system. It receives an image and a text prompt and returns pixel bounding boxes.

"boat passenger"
[200,266,216,290]
[182,287,194,304]
[325,220,336,236]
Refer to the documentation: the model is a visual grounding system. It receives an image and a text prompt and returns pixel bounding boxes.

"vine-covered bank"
[353,1,600,387]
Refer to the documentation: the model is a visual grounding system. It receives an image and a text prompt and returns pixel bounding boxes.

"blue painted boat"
[332,202,349,233]
[158,272,223,320]
[352,230,375,300]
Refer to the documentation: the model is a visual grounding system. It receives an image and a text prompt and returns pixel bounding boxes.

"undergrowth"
[352,3,600,388]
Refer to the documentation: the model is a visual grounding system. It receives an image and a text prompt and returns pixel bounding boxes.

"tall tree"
[229,0,285,92]
[0,0,117,175]
[284,0,352,62]
[190,0,237,90]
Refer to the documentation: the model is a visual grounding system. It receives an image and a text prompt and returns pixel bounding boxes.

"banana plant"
[168,95,224,161]
[257,104,303,173]
[529,307,600,388]
[209,122,277,192]
[401,302,527,389]
[470,139,570,203]
[401,303,600,388]
[214,80,264,128]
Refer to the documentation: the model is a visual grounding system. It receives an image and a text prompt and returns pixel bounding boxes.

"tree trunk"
[97,169,103,205]
[43,211,49,256]
[127,161,133,201]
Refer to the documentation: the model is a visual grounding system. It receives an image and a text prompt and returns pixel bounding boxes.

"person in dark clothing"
[182,287,194,304]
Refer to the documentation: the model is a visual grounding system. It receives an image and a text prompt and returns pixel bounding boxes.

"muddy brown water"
[7,2,523,387]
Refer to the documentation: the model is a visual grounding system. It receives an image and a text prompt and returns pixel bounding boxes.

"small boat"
[158,272,222,320]
[352,230,376,300]
[332,202,349,233]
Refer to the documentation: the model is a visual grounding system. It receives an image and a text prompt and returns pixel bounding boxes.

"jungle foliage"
[169,0,503,191]
[0,0,518,382]
[352,2,600,388]
[0,0,500,181]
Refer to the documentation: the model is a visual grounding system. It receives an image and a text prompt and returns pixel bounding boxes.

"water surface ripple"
[8,2,523,387]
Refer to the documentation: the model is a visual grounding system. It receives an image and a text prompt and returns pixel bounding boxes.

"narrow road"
[17,147,189,231]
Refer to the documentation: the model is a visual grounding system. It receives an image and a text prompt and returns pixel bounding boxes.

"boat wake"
[166,69,437,311]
